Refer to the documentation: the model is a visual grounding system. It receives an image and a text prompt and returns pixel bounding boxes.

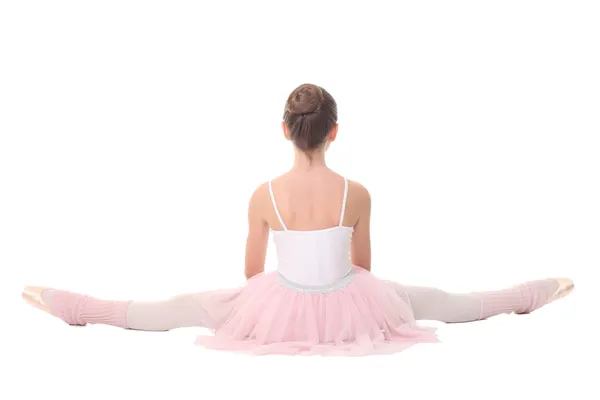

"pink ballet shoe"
[546,277,575,304]
[515,277,574,315]
[22,286,53,314]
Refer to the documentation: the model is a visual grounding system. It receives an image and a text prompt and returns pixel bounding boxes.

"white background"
[1,1,598,399]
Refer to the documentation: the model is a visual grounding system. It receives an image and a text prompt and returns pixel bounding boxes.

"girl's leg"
[24,287,236,331]
[392,285,486,323]
[389,279,571,323]
[125,292,224,331]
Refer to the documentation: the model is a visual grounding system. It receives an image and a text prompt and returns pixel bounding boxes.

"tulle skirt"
[194,266,438,356]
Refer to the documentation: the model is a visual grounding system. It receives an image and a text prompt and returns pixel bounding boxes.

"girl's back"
[245,166,372,281]
[267,170,355,288]
[267,169,357,231]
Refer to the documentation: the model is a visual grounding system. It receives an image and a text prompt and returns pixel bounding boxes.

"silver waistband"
[276,268,355,293]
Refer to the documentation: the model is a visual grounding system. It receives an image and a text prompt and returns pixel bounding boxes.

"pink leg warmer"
[477,279,559,319]
[41,290,131,328]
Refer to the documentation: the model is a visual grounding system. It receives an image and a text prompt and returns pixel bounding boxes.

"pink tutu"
[194,267,438,356]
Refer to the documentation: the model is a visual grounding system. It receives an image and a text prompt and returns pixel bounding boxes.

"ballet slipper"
[546,277,575,304]
[515,277,574,315]
[22,286,53,314]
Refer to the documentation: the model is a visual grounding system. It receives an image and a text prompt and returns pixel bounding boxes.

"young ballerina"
[23,83,574,356]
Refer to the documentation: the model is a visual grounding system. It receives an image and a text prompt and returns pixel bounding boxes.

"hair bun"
[286,84,324,116]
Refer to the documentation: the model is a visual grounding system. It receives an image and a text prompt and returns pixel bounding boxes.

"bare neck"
[291,147,328,172]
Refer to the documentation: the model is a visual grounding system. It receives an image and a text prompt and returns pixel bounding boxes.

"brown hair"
[283,83,338,152]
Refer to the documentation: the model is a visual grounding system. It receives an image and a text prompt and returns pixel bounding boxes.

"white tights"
[126,293,212,331]
[391,284,486,323]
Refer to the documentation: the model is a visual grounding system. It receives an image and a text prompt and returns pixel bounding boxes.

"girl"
[23,83,574,356]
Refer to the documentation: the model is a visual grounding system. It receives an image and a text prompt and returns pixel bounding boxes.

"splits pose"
[23,84,574,356]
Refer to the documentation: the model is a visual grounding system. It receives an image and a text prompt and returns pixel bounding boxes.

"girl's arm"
[350,183,371,271]
[244,184,270,280]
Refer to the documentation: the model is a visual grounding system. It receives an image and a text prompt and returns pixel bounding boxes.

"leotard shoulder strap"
[268,180,288,231]
[339,177,348,226]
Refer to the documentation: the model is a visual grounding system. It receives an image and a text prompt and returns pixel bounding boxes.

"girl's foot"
[516,277,574,314]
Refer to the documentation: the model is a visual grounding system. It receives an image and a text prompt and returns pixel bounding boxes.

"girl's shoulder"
[347,178,370,198]
[249,173,370,201]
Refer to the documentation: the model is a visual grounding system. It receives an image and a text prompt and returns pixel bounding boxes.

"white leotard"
[268,177,354,292]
